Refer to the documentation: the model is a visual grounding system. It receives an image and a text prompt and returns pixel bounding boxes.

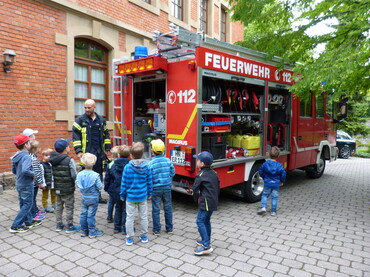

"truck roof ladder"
[153,23,285,65]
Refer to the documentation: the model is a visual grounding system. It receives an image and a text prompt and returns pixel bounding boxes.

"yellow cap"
[151,139,165,154]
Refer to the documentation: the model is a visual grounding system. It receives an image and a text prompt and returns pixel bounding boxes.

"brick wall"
[0,0,244,178]
[231,21,244,43]
[0,0,67,173]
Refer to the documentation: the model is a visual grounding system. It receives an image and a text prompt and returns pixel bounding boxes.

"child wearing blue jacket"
[9,134,41,233]
[258,146,286,216]
[76,153,104,238]
[148,139,175,235]
[121,142,152,246]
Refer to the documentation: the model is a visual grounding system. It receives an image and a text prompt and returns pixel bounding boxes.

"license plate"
[170,150,185,165]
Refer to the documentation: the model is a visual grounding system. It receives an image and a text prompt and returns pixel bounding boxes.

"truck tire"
[242,163,264,203]
[306,156,325,179]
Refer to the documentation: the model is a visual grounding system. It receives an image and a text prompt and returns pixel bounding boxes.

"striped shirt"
[148,155,175,189]
[30,154,46,187]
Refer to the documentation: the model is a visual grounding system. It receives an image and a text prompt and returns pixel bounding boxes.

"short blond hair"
[269,146,280,159]
[81,153,97,169]
[117,145,130,158]
[130,142,144,159]
[42,148,53,156]
[29,140,40,154]
[110,146,119,159]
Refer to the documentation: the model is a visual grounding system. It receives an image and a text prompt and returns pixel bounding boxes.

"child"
[120,142,152,245]
[148,139,175,235]
[76,153,104,238]
[111,145,130,235]
[191,151,220,256]
[104,146,118,223]
[22,128,38,140]
[9,134,42,233]
[40,148,56,213]
[29,140,46,221]
[257,146,286,216]
[49,138,80,233]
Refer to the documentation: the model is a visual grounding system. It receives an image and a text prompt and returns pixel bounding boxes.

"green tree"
[339,94,370,136]
[229,0,370,100]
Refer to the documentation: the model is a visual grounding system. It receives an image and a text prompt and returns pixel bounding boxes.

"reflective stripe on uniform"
[73,140,82,147]
[73,122,82,131]
[81,127,87,153]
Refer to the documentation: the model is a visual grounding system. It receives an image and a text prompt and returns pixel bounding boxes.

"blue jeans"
[107,193,115,219]
[31,186,39,217]
[196,209,213,249]
[12,185,34,228]
[261,186,279,212]
[80,198,99,234]
[113,193,126,233]
[152,188,173,232]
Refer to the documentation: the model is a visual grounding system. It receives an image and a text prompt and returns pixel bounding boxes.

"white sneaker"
[257,207,266,215]
[271,211,277,216]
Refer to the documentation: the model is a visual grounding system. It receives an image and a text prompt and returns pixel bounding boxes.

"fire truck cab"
[113,24,338,203]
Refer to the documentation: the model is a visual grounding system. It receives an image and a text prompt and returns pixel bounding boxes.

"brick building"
[0,0,243,182]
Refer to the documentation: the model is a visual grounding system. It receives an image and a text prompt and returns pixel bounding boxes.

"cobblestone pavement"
[0,157,369,277]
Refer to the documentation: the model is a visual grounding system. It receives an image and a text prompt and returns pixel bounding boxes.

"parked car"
[336,130,356,159]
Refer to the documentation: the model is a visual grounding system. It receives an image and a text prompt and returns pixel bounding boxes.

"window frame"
[171,0,183,21]
[74,39,109,118]
[200,0,208,34]
[299,93,313,118]
[221,7,227,42]
[315,94,325,118]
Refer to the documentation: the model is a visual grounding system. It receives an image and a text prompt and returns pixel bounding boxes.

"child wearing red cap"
[9,134,42,233]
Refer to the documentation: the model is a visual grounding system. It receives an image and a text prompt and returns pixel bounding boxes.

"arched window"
[74,39,108,117]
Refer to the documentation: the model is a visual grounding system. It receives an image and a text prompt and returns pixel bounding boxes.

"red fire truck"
[113,25,340,202]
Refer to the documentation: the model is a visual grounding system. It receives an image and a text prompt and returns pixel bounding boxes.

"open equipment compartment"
[200,73,265,160]
[132,74,167,158]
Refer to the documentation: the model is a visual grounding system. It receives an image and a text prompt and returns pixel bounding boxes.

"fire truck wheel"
[242,163,264,203]
[306,156,326,179]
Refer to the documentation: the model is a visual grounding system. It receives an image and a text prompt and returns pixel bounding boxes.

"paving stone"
[214,264,238,276]
[197,268,222,277]
[303,264,327,275]
[130,255,150,266]
[231,260,253,272]
[159,266,183,277]
[143,260,166,272]
[2,247,22,258]
[7,269,32,277]
[339,265,363,277]
[0,263,20,276]
[251,266,275,277]
[124,264,148,277]
[267,262,290,274]
[162,256,184,268]
[178,262,201,275]
[1,158,369,277]
[9,253,33,264]
[110,259,131,271]
[88,262,111,275]
[55,260,77,272]
[66,266,90,277]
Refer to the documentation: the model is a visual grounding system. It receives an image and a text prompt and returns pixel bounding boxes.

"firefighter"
[72,99,111,204]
